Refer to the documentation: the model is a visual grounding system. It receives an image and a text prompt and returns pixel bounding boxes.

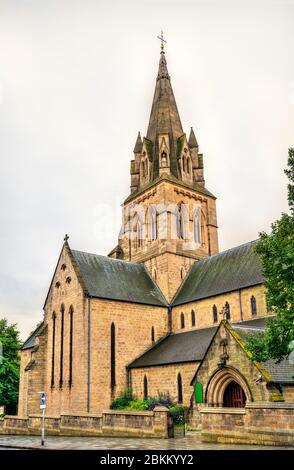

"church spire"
[146,46,184,180]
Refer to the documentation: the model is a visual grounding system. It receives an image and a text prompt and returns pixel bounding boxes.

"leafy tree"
[246,148,294,362]
[0,318,21,414]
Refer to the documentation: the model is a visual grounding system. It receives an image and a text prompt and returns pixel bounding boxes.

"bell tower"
[109,39,219,301]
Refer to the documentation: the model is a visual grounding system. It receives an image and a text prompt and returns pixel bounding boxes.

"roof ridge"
[172,238,263,306]
[71,249,145,267]
[199,239,260,263]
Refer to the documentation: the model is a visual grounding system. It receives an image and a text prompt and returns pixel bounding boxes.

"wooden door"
[223,381,246,408]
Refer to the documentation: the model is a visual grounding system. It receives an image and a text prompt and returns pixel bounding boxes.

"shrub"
[169,405,189,425]
[126,400,150,411]
[147,392,174,411]
[110,388,134,410]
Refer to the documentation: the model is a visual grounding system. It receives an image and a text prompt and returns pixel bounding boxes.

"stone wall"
[0,407,172,438]
[19,243,169,418]
[191,321,276,409]
[89,298,169,414]
[200,403,294,446]
[118,179,219,301]
[172,285,268,333]
[130,362,199,407]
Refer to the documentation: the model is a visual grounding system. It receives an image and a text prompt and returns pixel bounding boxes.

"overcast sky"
[0,0,293,340]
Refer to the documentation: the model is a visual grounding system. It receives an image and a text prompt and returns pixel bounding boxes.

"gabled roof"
[128,317,270,369]
[232,320,294,384]
[172,240,264,306]
[128,326,218,368]
[189,318,294,386]
[71,250,168,306]
[21,321,45,350]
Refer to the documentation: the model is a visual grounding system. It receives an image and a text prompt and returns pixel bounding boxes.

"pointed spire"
[188,127,198,149]
[133,131,143,153]
[157,50,170,81]
[146,49,183,180]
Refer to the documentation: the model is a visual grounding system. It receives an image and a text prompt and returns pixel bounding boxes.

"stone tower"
[109,45,219,301]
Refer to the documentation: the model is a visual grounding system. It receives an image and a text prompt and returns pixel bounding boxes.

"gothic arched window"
[213,304,218,323]
[69,306,74,386]
[177,204,188,239]
[191,310,196,327]
[51,312,56,387]
[59,304,65,387]
[110,323,116,389]
[136,221,143,248]
[194,207,201,244]
[180,266,185,280]
[176,205,183,239]
[161,151,167,167]
[187,157,191,174]
[144,375,148,399]
[180,312,185,329]
[149,205,157,241]
[225,302,231,320]
[151,326,155,343]
[251,296,257,315]
[177,372,183,404]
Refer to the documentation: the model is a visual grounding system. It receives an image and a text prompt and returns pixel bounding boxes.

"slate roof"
[21,322,45,350]
[128,326,218,368]
[71,250,167,306]
[172,240,264,306]
[128,317,269,369]
[263,359,294,384]
[233,318,294,384]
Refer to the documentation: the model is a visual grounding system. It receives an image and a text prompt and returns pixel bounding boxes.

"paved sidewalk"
[0,433,292,450]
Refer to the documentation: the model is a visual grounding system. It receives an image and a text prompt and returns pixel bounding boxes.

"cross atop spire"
[157,31,167,51]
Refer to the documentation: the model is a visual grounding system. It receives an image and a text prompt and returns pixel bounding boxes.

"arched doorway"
[223,381,246,408]
[206,367,251,407]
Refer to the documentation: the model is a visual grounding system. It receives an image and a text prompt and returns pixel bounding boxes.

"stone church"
[18,44,294,440]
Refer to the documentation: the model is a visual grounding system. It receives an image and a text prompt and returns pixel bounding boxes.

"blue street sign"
[40,392,46,409]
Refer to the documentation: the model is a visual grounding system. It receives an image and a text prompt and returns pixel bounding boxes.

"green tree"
[0,318,21,414]
[246,148,294,362]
